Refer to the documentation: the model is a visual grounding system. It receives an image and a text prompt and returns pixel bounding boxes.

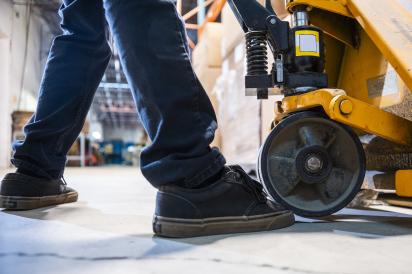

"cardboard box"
[193,1,288,160]
[194,66,222,147]
[195,67,222,94]
[214,40,284,164]
[192,23,225,148]
[193,22,223,68]
[214,41,261,164]
[221,0,288,59]
[221,3,244,60]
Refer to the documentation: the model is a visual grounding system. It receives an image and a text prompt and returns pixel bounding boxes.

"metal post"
[197,0,206,25]
[292,10,309,27]
[176,0,182,14]
[80,133,86,167]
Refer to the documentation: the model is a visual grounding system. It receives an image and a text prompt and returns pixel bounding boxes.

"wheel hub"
[305,155,323,173]
[295,145,332,184]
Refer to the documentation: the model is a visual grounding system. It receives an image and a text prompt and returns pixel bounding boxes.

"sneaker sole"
[0,191,78,210]
[153,211,295,238]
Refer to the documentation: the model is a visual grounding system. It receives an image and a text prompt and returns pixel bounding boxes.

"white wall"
[0,1,13,168]
[0,0,53,168]
[399,0,412,14]
[0,1,13,34]
[9,4,46,111]
[0,38,11,168]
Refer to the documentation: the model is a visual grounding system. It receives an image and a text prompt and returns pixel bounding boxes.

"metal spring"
[245,31,268,75]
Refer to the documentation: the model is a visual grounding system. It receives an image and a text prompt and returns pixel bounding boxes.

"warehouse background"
[0,0,412,170]
[2,1,412,273]
[0,0,154,168]
[0,0,283,170]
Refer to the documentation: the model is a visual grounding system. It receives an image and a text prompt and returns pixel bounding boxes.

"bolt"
[270,18,277,25]
[306,156,323,173]
[339,99,353,115]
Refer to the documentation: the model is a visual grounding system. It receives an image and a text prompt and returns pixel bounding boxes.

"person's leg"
[12,0,111,179]
[103,1,294,237]
[103,0,225,188]
[0,0,111,210]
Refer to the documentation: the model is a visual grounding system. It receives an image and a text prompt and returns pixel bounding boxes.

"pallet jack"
[227,0,412,216]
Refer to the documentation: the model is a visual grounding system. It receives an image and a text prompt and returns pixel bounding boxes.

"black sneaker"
[153,165,294,238]
[0,173,78,210]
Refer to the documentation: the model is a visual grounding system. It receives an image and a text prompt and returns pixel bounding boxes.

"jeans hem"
[182,152,226,188]
[11,158,61,179]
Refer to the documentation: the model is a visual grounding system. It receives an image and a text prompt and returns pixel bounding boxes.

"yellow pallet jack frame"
[280,0,412,197]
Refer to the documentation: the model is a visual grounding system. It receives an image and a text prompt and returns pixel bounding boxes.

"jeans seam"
[171,5,224,187]
[172,7,210,138]
[172,5,217,147]
[55,85,87,154]
[55,24,108,154]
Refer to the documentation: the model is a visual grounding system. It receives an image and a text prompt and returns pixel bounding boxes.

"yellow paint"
[286,0,352,18]
[396,170,412,197]
[347,0,412,93]
[278,0,412,195]
[285,0,410,108]
[339,99,353,114]
[337,29,407,108]
[322,34,345,87]
[309,9,356,48]
[281,89,344,117]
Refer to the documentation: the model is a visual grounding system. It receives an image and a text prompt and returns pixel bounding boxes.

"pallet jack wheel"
[258,111,366,217]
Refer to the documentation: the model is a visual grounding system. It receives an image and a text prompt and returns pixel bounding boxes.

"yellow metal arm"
[281,89,412,146]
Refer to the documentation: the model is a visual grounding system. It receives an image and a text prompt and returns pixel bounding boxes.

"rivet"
[339,99,353,114]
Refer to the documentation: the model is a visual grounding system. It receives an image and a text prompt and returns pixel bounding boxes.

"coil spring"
[245,31,268,75]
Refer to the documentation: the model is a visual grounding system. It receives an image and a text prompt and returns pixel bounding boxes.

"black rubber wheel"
[258,111,366,217]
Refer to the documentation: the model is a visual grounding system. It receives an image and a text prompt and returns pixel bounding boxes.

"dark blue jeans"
[12,0,226,188]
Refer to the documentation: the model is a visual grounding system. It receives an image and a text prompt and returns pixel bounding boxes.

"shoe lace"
[229,165,267,202]
[60,177,68,191]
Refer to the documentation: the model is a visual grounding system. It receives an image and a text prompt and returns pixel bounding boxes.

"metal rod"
[197,0,206,24]
[182,0,214,21]
[293,10,309,27]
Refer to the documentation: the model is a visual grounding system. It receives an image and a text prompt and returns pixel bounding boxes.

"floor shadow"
[1,207,203,260]
[170,209,412,245]
[4,204,412,247]
[2,202,153,237]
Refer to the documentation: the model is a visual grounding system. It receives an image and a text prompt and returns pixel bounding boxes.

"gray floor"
[1,167,412,274]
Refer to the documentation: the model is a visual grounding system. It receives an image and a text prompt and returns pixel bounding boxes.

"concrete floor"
[1,167,412,274]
